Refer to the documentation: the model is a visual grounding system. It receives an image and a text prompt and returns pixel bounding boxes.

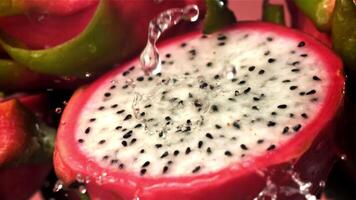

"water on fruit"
[140,4,199,75]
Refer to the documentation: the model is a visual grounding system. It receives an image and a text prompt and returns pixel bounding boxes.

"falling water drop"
[140,4,199,75]
[55,107,62,114]
[53,180,64,192]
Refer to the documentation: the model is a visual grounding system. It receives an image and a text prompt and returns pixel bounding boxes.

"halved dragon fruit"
[55,22,344,199]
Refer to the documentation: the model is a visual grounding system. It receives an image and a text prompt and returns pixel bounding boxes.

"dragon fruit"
[54,22,344,199]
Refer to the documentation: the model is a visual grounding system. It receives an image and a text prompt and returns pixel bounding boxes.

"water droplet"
[55,107,62,114]
[53,180,64,192]
[85,72,92,78]
[78,185,87,194]
[140,4,199,74]
[319,180,326,187]
[340,154,347,160]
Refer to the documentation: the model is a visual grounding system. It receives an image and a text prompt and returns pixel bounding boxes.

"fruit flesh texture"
[77,28,327,177]
[55,22,344,200]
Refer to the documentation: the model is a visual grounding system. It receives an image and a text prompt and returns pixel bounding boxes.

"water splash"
[140,5,199,75]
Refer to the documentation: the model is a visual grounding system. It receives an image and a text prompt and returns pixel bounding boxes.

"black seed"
[300,54,308,57]
[109,104,118,109]
[102,155,109,160]
[252,106,259,110]
[206,133,214,139]
[214,74,220,79]
[123,131,133,139]
[301,113,308,119]
[298,41,306,47]
[290,113,295,118]
[130,138,137,144]
[85,127,91,134]
[268,58,276,63]
[174,150,179,156]
[165,116,171,121]
[206,62,213,67]
[198,141,203,148]
[142,161,150,168]
[217,35,227,40]
[267,144,276,151]
[187,119,192,124]
[194,100,203,107]
[156,72,162,77]
[110,85,116,90]
[123,71,130,76]
[290,50,296,54]
[292,61,300,66]
[257,139,264,144]
[277,104,287,109]
[218,42,226,46]
[258,70,265,75]
[136,76,144,81]
[253,97,260,101]
[240,144,248,150]
[98,106,105,110]
[129,66,135,71]
[181,42,187,47]
[267,37,273,41]
[199,82,208,89]
[293,124,302,132]
[115,126,122,130]
[134,124,142,128]
[299,92,306,96]
[155,144,163,148]
[140,169,147,176]
[104,92,111,97]
[124,114,132,121]
[189,49,196,55]
[282,79,291,83]
[243,87,251,94]
[211,105,219,112]
[233,121,241,129]
[267,121,276,127]
[248,66,255,71]
[119,163,125,169]
[271,112,277,116]
[122,85,129,89]
[140,149,145,154]
[313,76,321,81]
[215,124,222,129]
[228,98,236,102]
[306,90,316,95]
[122,141,127,147]
[311,98,318,102]
[78,139,84,143]
[231,137,237,141]
[282,126,289,134]
[116,109,125,114]
[238,80,246,85]
[110,159,118,164]
[207,147,212,154]
[201,35,208,39]
[165,53,171,58]
[291,68,300,72]
[161,60,166,65]
[264,51,270,56]
[89,118,96,122]
[225,151,233,156]
[98,140,106,145]
[185,147,191,154]
[290,86,298,90]
[162,166,169,173]
[148,77,153,81]
[160,151,169,158]
[231,78,238,82]
[192,166,201,173]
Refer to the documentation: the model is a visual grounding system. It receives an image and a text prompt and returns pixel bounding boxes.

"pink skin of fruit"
[54,22,344,200]
[0,0,204,49]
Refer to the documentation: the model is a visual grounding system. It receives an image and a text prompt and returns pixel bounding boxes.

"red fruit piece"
[55,22,344,199]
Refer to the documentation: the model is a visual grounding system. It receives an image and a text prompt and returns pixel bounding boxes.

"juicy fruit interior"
[76,28,328,177]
